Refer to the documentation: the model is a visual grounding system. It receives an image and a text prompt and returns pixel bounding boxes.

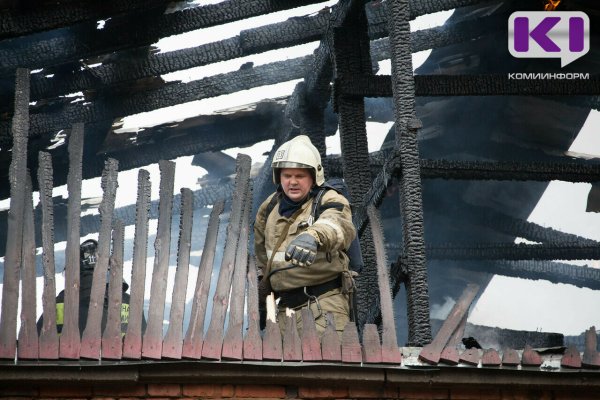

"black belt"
[277,276,342,309]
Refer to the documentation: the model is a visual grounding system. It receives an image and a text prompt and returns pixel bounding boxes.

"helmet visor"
[272,161,311,169]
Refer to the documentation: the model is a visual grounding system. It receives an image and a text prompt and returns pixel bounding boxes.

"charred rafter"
[436,203,599,247]
[0,7,506,141]
[10,5,500,111]
[0,100,288,201]
[334,74,600,99]
[446,260,600,291]
[0,0,327,76]
[425,242,600,261]
[0,58,310,141]
[0,1,169,39]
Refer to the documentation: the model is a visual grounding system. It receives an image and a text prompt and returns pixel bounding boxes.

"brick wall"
[2,382,600,399]
[3,362,600,400]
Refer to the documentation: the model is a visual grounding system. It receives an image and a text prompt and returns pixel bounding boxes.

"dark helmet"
[80,239,98,271]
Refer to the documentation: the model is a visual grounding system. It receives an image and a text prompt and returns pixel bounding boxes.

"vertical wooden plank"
[101,220,125,360]
[59,122,85,360]
[300,308,321,362]
[561,346,582,369]
[202,154,251,360]
[80,158,119,359]
[582,326,600,368]
[440,314,467,365]
[222,184,251,360]
[481,349,501,367]
[321,313,341,362]
[501,348,521,366]
[0,68,30,359]
[17,174,38,359]
[37,152,59,359]
[419,283,480,365]
[162,188,194,359]
[262,321,283,361]
[459,348,480,366]
[367,205,401,364]
[521,345,542,366]
[282,311,302,362]
[361,324,382,364]
[262,294,282,361]
[182,200,224,359]
[439,346,459,365]
[341,322,362,363]
[142,160,176,359]
[123,169,151,359]
[243,256,263,361]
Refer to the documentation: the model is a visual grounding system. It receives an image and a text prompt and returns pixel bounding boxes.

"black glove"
[285,232,318,267]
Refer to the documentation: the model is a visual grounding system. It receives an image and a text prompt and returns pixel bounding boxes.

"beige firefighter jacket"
[254,188,356,292]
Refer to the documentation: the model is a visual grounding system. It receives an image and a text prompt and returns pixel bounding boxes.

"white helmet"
[271,135,324,186]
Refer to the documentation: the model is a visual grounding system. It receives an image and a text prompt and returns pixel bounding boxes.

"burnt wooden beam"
[0,0,327,77]
[0,1,169,39]
[0,13,495,140]
[20,13,329,107]
[37,152,59,359]
[327,152,600,184]
[0,68,29,359]
[16,174,37,360]
[444,202,599,246]
[427,242,600,261]
[334,74,600,98]
[418,159,600,182]
[5,6,498,113]
[0,60,307,140]
[332,2,380,329]
[0,99,288,201]
[346,152,600,240]
[387,0,431,346]
[442,259,600,291]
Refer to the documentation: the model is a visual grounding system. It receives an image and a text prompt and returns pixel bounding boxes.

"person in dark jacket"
[37,239,143,335]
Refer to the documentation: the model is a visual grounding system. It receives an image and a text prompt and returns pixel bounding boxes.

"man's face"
[280,168,313,202]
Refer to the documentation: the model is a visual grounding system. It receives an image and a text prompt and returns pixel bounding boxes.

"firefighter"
[37,239,142,336]
[254,135,356,336]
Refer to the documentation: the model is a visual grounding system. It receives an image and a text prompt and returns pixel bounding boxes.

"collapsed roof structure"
[1,0,600,388]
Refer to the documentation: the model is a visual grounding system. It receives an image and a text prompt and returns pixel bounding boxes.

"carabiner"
[304,286,322,320]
